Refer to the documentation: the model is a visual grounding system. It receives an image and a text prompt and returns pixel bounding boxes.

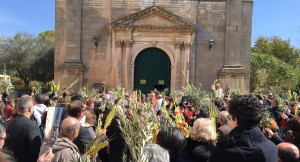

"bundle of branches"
[117,104,158,161]
[77,86,98,103]
[182,83,212,112]
[260,105,271,128]
[117,89,179,161]
[113,86,125,100]
[174,107,189,137]
[49,79,78,97]
[70,150,90,162]
[85,108,115,156]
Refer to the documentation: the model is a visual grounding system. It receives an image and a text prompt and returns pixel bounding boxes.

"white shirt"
[33,104,47,126]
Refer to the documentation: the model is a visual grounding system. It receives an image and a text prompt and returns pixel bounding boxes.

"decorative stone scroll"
[183,42,191,49]
[115,40,133,48]
[174,41,191,49]
[124,40,133,47]
[174,41,182,48]
[115,40,124,47]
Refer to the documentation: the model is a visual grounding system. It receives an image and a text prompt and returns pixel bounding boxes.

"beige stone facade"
[55,0,253,93]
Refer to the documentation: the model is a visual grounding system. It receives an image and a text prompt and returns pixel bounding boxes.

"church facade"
[55,0,253,94]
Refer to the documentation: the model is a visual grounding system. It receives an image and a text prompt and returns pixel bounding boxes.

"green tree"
[250,53,299,92]
[251,36,272,54]
[252,36,299,64]
[0,31,54,88]
[31,31,54,83]
[38,30,54,44]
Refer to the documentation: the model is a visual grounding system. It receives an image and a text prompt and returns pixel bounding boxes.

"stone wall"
[55,0,253,93]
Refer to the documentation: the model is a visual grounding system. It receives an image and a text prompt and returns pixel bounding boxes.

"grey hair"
[142,144,170,162]
[189,118,217,142]
[219,111,230,123]
[60,123,78,137]
[17,95,33,114]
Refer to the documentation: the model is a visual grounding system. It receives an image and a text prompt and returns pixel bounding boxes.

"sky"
[0,0,299,48]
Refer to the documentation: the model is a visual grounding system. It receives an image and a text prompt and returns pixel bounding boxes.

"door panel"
[134,48,171,94]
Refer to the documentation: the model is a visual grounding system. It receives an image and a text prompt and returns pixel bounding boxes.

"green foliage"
[10,76,24,90]
[251,53,299,92]
[117,104,158,162]
[30,47,54,83]
[252,36,298,64]
[252,36,273,54]
[183,83,213,112]
[31,81,42,94]
[38,30,55,44]
[0,31,54,88]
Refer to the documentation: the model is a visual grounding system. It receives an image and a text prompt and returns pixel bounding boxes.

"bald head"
[60,117,80,141]
[278,142,299,162]
[218,111,230,125]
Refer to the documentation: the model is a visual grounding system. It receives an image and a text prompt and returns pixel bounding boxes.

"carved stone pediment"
[111,6,195,31]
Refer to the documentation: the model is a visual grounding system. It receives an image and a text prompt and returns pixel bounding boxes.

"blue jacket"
[209,124,277,162]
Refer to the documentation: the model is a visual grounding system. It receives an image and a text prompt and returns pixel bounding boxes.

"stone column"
[174,41,182,90]
[183,42,191,86]
[115,40,124,86]
[129,64,135,91]
[123,40,133,90]
[224,0,242,65]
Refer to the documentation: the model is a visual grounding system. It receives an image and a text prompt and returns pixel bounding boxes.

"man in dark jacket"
[209,95,277,162]
[5,95,42,162]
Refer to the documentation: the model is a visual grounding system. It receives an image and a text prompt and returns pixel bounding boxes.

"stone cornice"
[219,64,245,75]
[111,6,196,31]
[61,60,85,70]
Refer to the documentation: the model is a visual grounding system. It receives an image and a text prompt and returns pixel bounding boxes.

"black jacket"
[106,116,128,162]
[183,138,216,162]
[209,124,277,162]
[5,115,42,162]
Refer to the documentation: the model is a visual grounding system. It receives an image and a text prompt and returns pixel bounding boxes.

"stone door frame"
[130,43,175,92]
[111,6,195,92]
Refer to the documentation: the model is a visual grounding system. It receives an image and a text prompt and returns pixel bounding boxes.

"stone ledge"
[61,60,85,70]
[219,64,245,74]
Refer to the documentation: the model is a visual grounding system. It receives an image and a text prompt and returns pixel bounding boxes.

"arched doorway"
[134,48,171,94]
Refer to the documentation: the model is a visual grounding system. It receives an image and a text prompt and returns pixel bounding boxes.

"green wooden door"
[134,48,171,94]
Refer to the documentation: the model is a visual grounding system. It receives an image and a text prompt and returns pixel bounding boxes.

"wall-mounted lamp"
[209,38,214,49]
[93,36,98,47]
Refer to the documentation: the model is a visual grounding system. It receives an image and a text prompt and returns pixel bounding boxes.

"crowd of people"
[0,86,299,162]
